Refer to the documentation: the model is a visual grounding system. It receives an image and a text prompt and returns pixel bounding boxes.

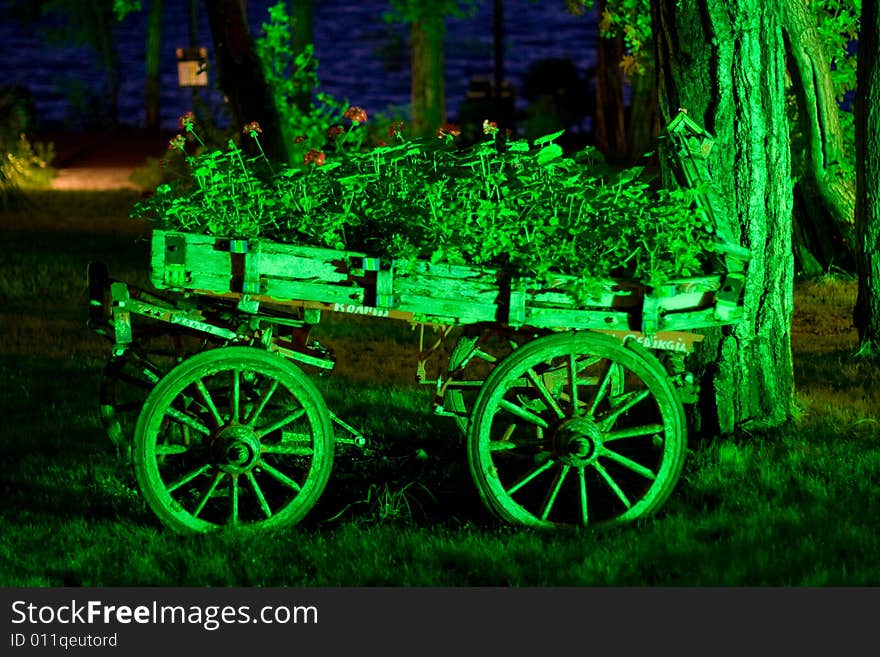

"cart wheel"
[467,331,686,528]
[133,347,334,533]
[443,327,537,434]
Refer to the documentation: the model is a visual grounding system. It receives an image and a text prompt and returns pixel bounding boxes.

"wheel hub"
[213,424,261,474]
[554,417,603,466]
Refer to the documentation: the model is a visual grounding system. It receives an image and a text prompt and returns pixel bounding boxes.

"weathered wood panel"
[150,230,739,333]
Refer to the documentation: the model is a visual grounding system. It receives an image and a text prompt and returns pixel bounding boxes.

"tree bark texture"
[594,0,627,159]
[204,0,286,160]
[410,8,446,138]
[291,0,315,113]
[781,0,856,274]
[854,0,880,351]
[145,0,163,130]
[626,59,659,161]
[652,0,795,434]
[87,0,120,125]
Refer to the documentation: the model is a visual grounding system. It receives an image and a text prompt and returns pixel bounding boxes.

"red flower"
[304,149,326,166]
[327,125,345,140]
[168,134,187,151]
[293,135,307,144]
[242,121,263,136]
[436,123,461,139]
[343,106,368,123]
[482,119,499,135]
[388,121,405,137]
[376,140,387,147]
[178,112,196,131]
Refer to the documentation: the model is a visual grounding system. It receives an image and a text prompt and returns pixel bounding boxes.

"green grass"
[1,190,879,586]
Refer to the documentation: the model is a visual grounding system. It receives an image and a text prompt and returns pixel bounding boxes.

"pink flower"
[304,149,326,166]
[178,112,196,131]
[376,140,387,147]
[343,106,368,123]
[436,123,461,139]
[242,121,263,136]
[168,134,187,151]
[482,119,499,135]
[388,121,405,137]
[293,135,307,144]
[327,125,345,140]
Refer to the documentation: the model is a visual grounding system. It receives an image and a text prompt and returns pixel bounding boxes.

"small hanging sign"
[176,47,208,87]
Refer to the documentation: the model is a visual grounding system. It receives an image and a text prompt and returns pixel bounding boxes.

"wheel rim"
[133,347,333,533]
[467,332,686,529]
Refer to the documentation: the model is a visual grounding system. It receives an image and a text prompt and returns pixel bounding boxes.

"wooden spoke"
[192,471,224,518]
[258,460,302,492]
[247,379,280,428]
[588,361,616,418]
[261,443,314,456]
[231,369,240,423]
[599,389,651,430]
[506,459,555,496]
[255,408,307,439]
[230,474,239,525]
[165,406,211,436]
[568,354,580,415]
[246,471,272,519]
[592,461,632,509]
[155,443,190,456]
[578,467,589,526]
[526,368,565,419]
[498,399,549,428]
[604,424,665,442]
[600,448,657,480]
[540,465,570,521]
[194,379,224,427]
[166,463,211,493]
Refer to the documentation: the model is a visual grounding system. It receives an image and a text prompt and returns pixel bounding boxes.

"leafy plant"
[133,112,718,298]
[254,1,349,166]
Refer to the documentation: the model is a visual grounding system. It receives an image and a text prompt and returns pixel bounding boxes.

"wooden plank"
[262,278,367,306]
[594,329,704,353]
[659,307,735,331]
[523,306,633,331]
[257,243,361,284]
[395,294,498,324]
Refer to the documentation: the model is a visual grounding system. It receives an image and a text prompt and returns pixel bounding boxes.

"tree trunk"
[204,0,287,159]
[594,0,627,160]
[854,0,880,352]
[291,0,314,113]
[781,0,856,274]
[87,0,120,126]
[626,58,659,161]
[145,0,163,130]
[652,0,795,435]
[410,6,446,138]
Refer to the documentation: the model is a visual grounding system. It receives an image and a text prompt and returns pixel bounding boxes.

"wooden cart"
[88,111,748,532]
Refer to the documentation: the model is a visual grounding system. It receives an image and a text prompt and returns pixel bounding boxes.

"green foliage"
[112,0,141,21]
[254,1,349,166]
[1,135,56,208]
[811,0,860,175]
[133,118,717,294]
[597,0,652,77]
[385,0,480,24]
[812,0,861,102]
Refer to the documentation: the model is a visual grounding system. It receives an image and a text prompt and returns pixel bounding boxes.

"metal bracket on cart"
[328,411,371,454]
